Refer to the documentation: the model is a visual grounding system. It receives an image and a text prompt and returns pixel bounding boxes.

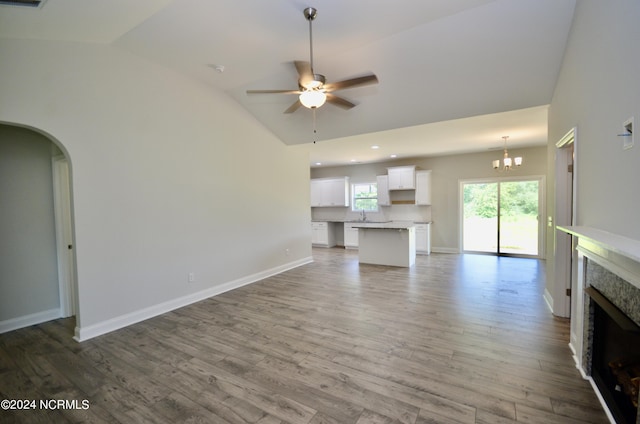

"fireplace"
[587,285,640,424]
[557,226,640,424]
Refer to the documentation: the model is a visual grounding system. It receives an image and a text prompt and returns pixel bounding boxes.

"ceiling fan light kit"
[246,7,378,115]
[299,90,326,108]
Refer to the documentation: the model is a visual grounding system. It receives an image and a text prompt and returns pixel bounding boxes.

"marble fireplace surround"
[558,226,640,423]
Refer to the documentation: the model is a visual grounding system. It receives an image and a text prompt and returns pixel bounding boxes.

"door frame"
[459,175,546,259]
[52,155,76,318]
[553,128,577,318]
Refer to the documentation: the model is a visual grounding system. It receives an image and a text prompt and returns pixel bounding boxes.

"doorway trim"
[552,127,577,319]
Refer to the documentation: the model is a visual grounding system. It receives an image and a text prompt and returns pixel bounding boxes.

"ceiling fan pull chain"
[312,108,317,143]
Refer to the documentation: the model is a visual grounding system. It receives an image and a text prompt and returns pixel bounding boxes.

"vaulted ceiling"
[0,0,576,166]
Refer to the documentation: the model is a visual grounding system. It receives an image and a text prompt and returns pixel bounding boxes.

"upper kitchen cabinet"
[387,166,415,190]
[415,170,432,205]
[376,175,391,206]
[310,177,350,207]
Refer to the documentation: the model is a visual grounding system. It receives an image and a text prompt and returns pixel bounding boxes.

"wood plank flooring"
[0,249,609,423]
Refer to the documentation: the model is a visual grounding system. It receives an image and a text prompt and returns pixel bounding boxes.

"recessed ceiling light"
[390,154,397,158]
[371,145,380,149]
[315,162,322,166]
[350,159,357,162]
[207,64,225,73]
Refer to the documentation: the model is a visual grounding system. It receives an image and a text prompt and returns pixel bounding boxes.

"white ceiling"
[0,0,576,167]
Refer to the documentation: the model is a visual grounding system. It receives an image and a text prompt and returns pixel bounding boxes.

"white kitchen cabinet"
[415,170,432,205]
[325,178,349,207]
[415,223,431,255]
[376,175,390,206]
[310,180,323,207]
[310,177,350,207]
[311,221,336,247]
[343,223,359,249]
[387,166,416,190]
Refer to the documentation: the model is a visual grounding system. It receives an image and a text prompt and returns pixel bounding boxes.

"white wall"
[311,145,548,253]
[0,39,312,339]
[0,126,60,322]
[546,1,640,302]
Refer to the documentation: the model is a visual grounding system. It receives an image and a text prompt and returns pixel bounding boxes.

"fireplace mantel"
[558,225,640,290]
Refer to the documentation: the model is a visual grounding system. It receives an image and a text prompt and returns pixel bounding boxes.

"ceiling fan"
[247,7,378,114]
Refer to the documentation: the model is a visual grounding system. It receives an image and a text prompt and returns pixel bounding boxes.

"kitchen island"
[352,221,416,267]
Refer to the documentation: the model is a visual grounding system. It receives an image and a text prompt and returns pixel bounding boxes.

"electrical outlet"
[188,272,195,283]
[285,248,290,256]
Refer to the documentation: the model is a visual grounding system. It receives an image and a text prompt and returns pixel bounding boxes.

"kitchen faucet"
[360,209,367,222]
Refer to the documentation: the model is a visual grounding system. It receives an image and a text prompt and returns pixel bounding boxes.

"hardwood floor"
[0,249,609,423]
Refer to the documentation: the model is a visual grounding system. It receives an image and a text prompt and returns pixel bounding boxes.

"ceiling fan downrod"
[304,7,318,73]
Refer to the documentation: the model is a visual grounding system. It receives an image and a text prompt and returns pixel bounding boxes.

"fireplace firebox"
[588,287,640,424]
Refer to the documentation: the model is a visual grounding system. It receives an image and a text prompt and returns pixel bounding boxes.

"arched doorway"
[0,123,77,336]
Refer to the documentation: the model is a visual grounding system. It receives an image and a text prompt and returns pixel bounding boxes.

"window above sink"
[352,182,378,212]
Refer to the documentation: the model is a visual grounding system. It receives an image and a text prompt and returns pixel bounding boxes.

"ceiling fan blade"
[324,74,378,92]
[246,89,300,95]
[326,93,355,110]
[294,60,314,87]
[284,99,302,114]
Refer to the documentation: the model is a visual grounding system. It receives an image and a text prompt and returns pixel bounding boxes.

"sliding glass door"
[462,178,542,257]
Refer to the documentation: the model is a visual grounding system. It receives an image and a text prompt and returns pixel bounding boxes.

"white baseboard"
[431,247,459,254]
[74,256,313,342]
[0,308,61,334]
[568,342,587,380]
[543,288,554,313]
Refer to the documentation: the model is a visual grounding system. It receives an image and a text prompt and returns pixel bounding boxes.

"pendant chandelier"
[492,136,522,171]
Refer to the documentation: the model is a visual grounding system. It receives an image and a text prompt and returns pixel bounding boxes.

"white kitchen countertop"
[351,221,415,230]
[312,220,431,224]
